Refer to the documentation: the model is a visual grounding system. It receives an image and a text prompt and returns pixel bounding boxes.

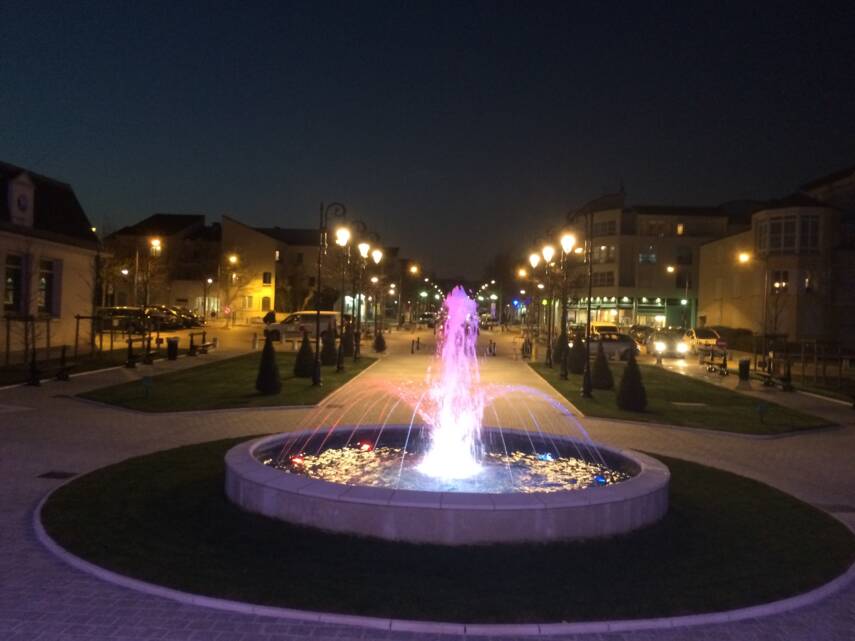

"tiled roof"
[256,227,320,246]
[111,213,206,237]
[0,160,98,249]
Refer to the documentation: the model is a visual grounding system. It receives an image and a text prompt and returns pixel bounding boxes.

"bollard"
[56,345,70,381]
[142,336,154,365]
[411,339,415,354]
[737,358,751,389]
[251,333,259,351]
[416,337,420,351]
[188,334,198,356]
[656,351,663,366]
[125,339,136,368]
[212,336,219,350]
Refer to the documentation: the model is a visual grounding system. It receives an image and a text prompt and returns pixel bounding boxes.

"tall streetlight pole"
[582,213,593,398]
[354,241,371,360]
[541,244,556,366]
[559,233,576,379]
[528,253,540,358]
[334,226,351,372]
[313,202,347,386]
[371,248,384,340]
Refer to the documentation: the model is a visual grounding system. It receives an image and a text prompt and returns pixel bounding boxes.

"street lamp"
[353,240,373,361]
[540,244,556,366]
[558,233,576,379]
[313,202,347,386]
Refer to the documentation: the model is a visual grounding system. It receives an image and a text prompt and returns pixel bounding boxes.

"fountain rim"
[226,425,670,510]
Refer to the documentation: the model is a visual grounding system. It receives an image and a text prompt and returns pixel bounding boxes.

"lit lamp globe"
[335,227,351,247]
[371,249,383,265]
[528,253,541,269]
[560,233,576,254]
[542,244,556,263]
[358,242,371,259]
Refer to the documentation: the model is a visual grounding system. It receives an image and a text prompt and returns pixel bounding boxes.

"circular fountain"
[225,287,669,544]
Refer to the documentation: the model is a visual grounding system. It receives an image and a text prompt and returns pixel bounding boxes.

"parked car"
[590,332,639,360]
[590,322,619,336]
[172,307,206,328]
[145,305,183,329]
[96,306,147,333]
[629,324,654,345]
[418,312,436,328]
[646,330,689,357]
[479,312,495,329]
[682,328,722,353]
[266,311,338,341]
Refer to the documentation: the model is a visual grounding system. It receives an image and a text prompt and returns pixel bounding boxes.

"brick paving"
[1,330,853,640]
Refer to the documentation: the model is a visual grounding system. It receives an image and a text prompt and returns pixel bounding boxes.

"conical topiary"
[294,331,315,378]
[568,336,586,375]
[255,335,282,395]
[373,331,386,353]
[616,351,647,411]
[591,341,614,390]
[320,329,337,365]
[342,325,354,357]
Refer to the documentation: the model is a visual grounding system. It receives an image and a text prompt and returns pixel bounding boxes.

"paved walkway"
[1,330,853,640]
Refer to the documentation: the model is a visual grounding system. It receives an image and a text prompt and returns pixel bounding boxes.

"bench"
[188,331,215,356]
[699,347,729,376]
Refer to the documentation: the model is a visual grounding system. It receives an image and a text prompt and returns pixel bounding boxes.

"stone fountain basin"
[224,426,670,545]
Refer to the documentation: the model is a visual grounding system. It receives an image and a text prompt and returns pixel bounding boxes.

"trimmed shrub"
[616,351,647,412]
[294,332,315,378]
[255,335,282,395]
[373,331,387,353]
[320,329,337,365]
[591,342,614,390]
[568,337,586,375]
[342,326,355,357]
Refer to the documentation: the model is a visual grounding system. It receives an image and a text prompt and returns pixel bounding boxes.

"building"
[561,192,749,329]
[104,213,221,313]
[698,166,855,348]
[1,161,99,359]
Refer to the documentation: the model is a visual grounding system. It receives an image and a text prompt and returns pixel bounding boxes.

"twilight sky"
[2,1,854,278]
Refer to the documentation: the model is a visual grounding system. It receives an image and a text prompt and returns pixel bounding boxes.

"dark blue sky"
[3,1,854,277]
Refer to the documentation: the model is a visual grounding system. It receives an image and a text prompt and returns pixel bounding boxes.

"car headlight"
[654,341,666,353]
[677,343,688,353]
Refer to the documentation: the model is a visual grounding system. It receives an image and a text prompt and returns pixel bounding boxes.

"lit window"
[38,260,57,314]
[275,250,281,262]
[4,255,23,312]
[676,223,684,235]
[262,271,272,285]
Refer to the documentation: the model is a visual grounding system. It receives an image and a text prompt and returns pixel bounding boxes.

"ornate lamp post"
[558,233,576,379]
[581,214,594,398]
[371,249,384,338]
[354,241,371,360]
[541,243,556,367]
[313,202,347,386]
[334,226,351,372]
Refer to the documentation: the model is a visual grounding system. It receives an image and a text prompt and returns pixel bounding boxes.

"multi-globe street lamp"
[333,226,352,372]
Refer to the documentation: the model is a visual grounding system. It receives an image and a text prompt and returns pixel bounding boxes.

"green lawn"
[79,352,375,411]
[531,362,831,434]
[41,437,855,622]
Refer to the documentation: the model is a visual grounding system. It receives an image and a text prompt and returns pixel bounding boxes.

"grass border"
[39,436,855,624]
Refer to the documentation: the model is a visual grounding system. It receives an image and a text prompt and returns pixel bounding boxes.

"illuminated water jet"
[418,286,484,480]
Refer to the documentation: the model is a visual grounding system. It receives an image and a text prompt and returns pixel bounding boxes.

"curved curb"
[34,484,855,636]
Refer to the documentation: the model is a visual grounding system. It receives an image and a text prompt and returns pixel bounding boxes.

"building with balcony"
[561,192,749,328]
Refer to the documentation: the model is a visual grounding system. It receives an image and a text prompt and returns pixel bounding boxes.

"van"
[267,311,338,341]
